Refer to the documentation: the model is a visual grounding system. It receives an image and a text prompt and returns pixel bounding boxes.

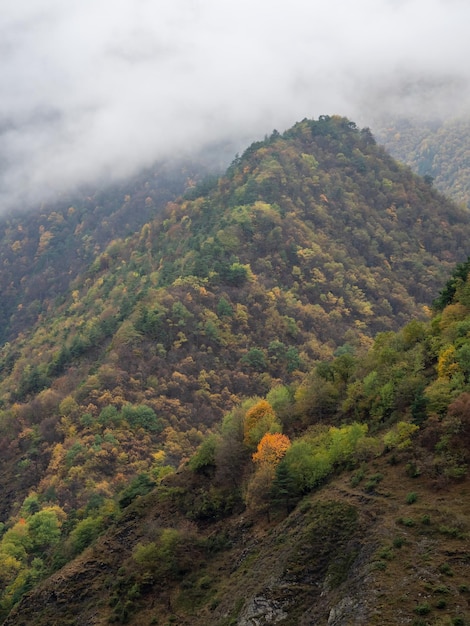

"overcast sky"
[1,0,470,210]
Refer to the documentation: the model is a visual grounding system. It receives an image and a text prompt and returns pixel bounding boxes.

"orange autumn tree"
[246,433,291,519]
[252,433,291,467]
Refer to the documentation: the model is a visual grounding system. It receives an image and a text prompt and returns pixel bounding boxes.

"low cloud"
[1,0,470,210]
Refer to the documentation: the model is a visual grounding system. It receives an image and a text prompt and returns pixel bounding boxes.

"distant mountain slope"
[375,115,470,209]
[1,115,470,621]
[0,158,216,345]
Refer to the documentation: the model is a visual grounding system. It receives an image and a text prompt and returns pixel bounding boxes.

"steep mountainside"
[375,115,470,209]
[4,249,470,626]
[0,115,470,622]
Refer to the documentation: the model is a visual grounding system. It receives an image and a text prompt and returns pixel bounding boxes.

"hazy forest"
[0,114,470,625]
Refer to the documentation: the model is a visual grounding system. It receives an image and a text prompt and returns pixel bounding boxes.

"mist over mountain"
[1,2,470,621]
[2,0,470,211]
[0,117,470,626]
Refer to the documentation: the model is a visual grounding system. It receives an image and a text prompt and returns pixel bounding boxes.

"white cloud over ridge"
[1,0,470,210]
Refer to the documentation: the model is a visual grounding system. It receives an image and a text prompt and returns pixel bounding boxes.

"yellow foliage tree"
[243,400,281,448]
[437,346,459,379]
[383,421,419,450]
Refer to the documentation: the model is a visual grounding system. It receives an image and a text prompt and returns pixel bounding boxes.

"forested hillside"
[5,225,470,626]
[0,115,470,622]
[376,115,470,209]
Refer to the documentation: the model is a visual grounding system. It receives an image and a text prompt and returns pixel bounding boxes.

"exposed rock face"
[237,595,288,625]
[328,596,363,625]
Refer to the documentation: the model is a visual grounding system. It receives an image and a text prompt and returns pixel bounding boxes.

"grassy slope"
[5,455,469,626]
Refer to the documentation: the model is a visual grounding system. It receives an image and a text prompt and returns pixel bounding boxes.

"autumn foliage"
[1,116,470,619]
[252,433,291,467]
[243,400,281,448]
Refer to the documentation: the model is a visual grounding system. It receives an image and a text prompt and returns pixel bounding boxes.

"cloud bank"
[1,0,470,210]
